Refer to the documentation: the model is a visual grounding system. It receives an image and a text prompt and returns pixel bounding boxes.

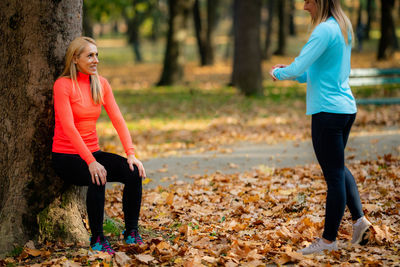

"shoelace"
[101,239,114,253]
[129,230,144,244]
[94,236,114,254]
[308,238,322,249]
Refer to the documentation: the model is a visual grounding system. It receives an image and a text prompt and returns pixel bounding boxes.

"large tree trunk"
[0,0,86,255]
[232,0,263,96]
[377,0,397,59]
[274,0,288,55]
[157,0,194,86]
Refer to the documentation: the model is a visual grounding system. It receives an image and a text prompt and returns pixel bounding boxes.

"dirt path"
[107,128,399,189]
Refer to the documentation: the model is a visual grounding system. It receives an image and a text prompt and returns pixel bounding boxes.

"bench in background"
[349,68,400,105]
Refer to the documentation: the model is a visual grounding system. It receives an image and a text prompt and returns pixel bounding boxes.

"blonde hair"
[60,36,103,104]
[312,0,353,44]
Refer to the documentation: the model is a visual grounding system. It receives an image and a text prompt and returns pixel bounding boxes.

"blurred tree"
[377,0,398,59]
[232,0,263,96]
[356,0,365,51]
[157,0,194,85]
[288,0,296,36]
[150,0,163,41]
[274,0,288,55]
[124,0,165,62]
[83,1,94,37]
[0,0,86,255]
[124,0,147,62]
[364,0,375,40]
[263,0,275,60]
[193,0,219,66]
[84,0,127,35]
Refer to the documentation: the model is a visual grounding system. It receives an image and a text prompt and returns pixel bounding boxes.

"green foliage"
[103,218,124,236]
[8,246,23,257]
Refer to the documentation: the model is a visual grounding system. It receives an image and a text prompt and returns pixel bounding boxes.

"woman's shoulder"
[98,75,111,86]
[54,77,72,91]
[97,75,112,93]
[312,19,337,39]
[319,18,341,33]
[55,76,72,84]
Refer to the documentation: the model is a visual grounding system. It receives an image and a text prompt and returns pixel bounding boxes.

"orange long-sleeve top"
[52,72,134,165]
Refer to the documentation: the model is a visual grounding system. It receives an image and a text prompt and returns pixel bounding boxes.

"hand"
[269,67,277,81]
[273,64,287,69]
[127,154,146,178]
[269,64,287,81]
[88,161,107,185]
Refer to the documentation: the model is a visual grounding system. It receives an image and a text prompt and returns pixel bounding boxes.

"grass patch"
[100,84,307,123]
[103,218,124,237]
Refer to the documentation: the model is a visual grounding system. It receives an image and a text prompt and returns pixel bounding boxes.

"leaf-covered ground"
[3,155,399,266]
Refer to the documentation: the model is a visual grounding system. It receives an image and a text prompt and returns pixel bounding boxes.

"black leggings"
[52,151,142,239]
[311,112,363,241]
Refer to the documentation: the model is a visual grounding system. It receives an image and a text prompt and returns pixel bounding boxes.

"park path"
[108,128,399,189]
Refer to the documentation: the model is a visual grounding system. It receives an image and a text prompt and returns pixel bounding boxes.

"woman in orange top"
[52,37,145,255]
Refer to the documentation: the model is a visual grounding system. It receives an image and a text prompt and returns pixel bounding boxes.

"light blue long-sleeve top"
[273,17,357,115]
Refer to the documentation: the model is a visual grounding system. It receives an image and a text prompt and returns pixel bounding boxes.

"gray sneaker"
[297,238,338,255]
[351,216,372,245]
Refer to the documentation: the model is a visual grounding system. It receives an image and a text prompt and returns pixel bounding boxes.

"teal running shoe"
[90,236,115,255]
[123,230,144,245]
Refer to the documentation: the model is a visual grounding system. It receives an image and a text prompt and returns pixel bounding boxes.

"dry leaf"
[135,254,155,264]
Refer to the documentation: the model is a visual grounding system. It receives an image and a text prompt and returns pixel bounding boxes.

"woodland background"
[0,0,399,266]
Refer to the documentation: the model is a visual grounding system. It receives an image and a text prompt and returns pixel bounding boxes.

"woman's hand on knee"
[88,161,107,185]
[127,154,146,178]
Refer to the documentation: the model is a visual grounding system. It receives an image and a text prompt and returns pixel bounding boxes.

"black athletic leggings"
[311,112,363,241]
[52,151,142,239]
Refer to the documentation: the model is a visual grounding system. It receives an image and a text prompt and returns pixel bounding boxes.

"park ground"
[2,37,399,266]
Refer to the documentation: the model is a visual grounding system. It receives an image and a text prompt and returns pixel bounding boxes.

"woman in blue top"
[270,0,372,255]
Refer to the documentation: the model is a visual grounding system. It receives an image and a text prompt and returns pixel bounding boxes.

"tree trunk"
[83,1,94,38]
[263,0,275,60]
[0,0,87,255]
[157,0,194,86]
[364,0,374,40]
[377,0,397,59]
[288,0,296,36]
[193,0,207,65]
[274,0,288,55]
[127,0,143,63]
[150,0,161,42]
[205,0,218,65]
[193,0,218,66]
[232,0,263,96]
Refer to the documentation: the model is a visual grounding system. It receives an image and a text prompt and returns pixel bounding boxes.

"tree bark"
[0,0,86,255]
[232,0,263,96]
[157,0,194,86]
[377,0,397,59]
[274,0,288,55]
